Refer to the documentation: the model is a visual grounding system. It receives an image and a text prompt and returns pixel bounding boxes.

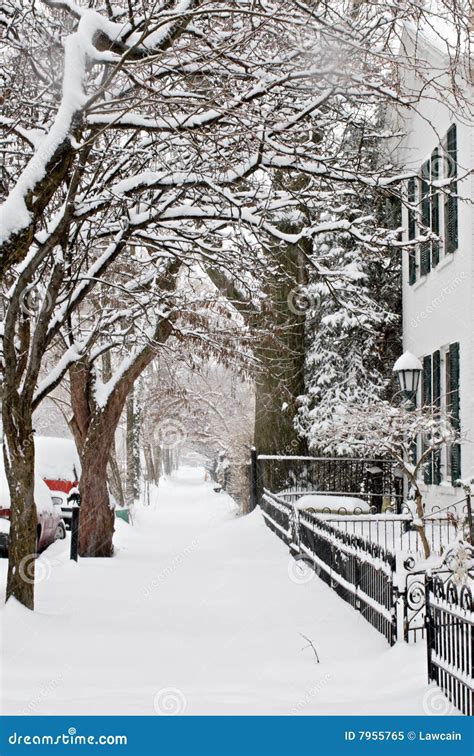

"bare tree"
[312,400,461,557]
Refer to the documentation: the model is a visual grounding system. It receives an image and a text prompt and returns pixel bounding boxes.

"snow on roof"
[34,436,81,481]
[392,351,422,372]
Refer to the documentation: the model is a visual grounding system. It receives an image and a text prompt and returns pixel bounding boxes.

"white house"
[396,27,473,512]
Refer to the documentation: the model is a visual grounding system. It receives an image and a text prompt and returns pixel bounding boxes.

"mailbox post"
[68,488,81,561]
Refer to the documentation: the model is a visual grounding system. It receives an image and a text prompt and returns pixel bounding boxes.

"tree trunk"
[253,227,308,497]
[415,489,431,559]
[70,312,175,557]
[3,405,37,610]
[143,443,156,485]
[125,388,140,507]
[78,422,116,557]
[108,446,125,509]
[153,444,162,484]
[254,225,308,459]
[102,351,125,509]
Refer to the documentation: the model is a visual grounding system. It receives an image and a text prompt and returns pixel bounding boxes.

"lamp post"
[393,351,423,514]
[393,351,422,407]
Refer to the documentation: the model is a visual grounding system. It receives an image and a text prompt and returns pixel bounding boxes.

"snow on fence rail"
[260,490,398,645]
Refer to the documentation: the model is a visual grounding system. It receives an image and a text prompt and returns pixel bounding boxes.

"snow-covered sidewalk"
[0,468,442,715]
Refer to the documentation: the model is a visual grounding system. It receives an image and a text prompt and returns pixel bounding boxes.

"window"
[406,124,458,285]
[420,342,460,485]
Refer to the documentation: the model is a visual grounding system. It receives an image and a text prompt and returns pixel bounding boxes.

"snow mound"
[392,351,422,372]
[294,494,370,514]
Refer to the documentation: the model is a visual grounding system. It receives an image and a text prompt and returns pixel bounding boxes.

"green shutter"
[430,149,440,266]
[422,355,432,405]
[446,124,458,178]
[448,342,461,483]
[432,351,441,407]
[445,124,458,255]
[422,355,433,484]
[407,177,416,285]
[420,163,431,275]
[432,351,441,484]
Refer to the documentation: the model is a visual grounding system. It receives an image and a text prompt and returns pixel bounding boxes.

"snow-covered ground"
[0,468,453,715]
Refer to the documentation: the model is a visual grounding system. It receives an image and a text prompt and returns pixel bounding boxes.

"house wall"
[397,34,473,511]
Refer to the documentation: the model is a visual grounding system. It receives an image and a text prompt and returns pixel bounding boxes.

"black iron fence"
[302,512,459,558]
[260,490,398,645]
[298,508,397,645]
[426,573,474,716]
[255,454,404,513]
[260,489,474,714]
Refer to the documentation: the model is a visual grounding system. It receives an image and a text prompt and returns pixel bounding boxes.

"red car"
[35,436,81,529]
[0,460,66,556]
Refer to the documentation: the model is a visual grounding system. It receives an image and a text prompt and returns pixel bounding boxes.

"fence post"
[425,575,434,682]
[249,447,259,512]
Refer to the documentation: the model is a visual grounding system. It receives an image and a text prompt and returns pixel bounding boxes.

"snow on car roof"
[34,435,81,481]
[0,457,54,515]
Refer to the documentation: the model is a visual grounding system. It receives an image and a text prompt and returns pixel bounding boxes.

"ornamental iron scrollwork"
[406,576,426,612]
[446,580,458,605]
[459,584,473,611]
[432,576,445,600]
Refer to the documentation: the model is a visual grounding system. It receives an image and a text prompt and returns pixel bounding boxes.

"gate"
[426,573,474,716]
